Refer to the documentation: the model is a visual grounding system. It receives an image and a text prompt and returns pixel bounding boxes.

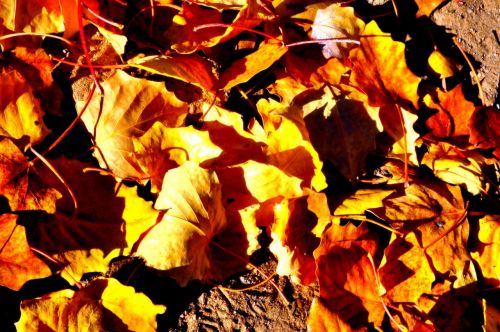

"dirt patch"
[433,0,500,105]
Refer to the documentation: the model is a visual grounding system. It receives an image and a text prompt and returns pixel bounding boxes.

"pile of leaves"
[1,0,499,331]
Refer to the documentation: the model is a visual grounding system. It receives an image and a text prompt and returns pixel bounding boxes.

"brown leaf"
[77,70,188,180]
[349,21,421,108]
[469,105,500,158]
[0,137,61,213]
[0,214,51,291]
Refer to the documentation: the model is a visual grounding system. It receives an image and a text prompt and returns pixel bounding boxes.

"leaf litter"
[0,0,499,331]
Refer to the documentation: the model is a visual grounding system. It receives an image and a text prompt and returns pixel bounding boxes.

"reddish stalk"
[333,215,404,236]
[50,56,128,69]
[30,146,78,217]
[0,32,74,45]
[453,37,486,105]
[395,104,410,187]
[30,247,83,289]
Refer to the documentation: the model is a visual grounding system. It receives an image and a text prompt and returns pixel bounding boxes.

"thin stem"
[395,104,409,187]
[333,215,404,236]
[30,247,83,289]
[0,32,74,45]
[218,272,276,292]
[30,146,78,217]
[193,23,283,46]
[453,37,486,105]
[50,56,128,69]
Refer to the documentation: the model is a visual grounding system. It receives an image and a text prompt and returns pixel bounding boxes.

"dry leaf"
[135,162,248,285]
[471,215,500,286]
[349,21,421,108]
[77,70,188,180]
[0,214,51,291]
[17,277,166,331]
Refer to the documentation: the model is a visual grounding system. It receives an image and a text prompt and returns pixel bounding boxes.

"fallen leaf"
[424,84,477,139]
[334,188,395,216]
[0,214,51,291]
[0,69,50,145]
[379,232,435,302]
[217,160,303,211]
[0,137,61,213]
[255,99,327,191]
[133,122,223,193]
[135,162,248,285]
[349,20,422,108]
[471,215,500,286]
[128,53,217,91]
[77,70,188,180]
[311,4,364,59]
[420,141,494,195]
[217,41,287,90]
[428,49,461,78]
[375,182,471,276]
[28,158,158,283]
[469,105,500,158]
[300,86,378,180]
[307,298,356,332]
[313,222,385,329]
[415,0,446,17]
[17,277,166,331]
[270,191,330,284]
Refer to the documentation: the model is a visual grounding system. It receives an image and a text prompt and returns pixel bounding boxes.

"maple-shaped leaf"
[217,41,287,90]
[312,222,385,329]
[17,277,166,331]
[469,105,500,159]
[29,158,158,283]
[270,191,330,285]
[133,122,223,193]
[128,53,217,91]
[424,84,477,139]
[254,99,327,191]
[374,182,471,276]
[349,20,422,108]
[307,298,356,332]
[311,4,365,59]
[0,214,51,291]
[135,162,248,286]
[420,140,495,195]
[415,0,446,17]
[0,137,61,213]
[379,232,435,303]
[299,86,378,180]
[77,70,188,180]
[471,215,500,286]
[0,69,50,145]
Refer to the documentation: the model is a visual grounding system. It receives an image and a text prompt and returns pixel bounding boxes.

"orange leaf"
[415,0,446,17]
[270,191,330,285]
[0,137,61,213]
[424,84,477,139]
[313,222,385,329]
[0,214,51,291]
[349,21,421,108]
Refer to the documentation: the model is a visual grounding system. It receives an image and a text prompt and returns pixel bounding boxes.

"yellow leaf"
[133,122,223,193]
[428,50,461,78]
[135,162,248,285]
[77,70,188,180]
[0,69,50,145]
[471,215,500,286]
[17,278,166,332]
